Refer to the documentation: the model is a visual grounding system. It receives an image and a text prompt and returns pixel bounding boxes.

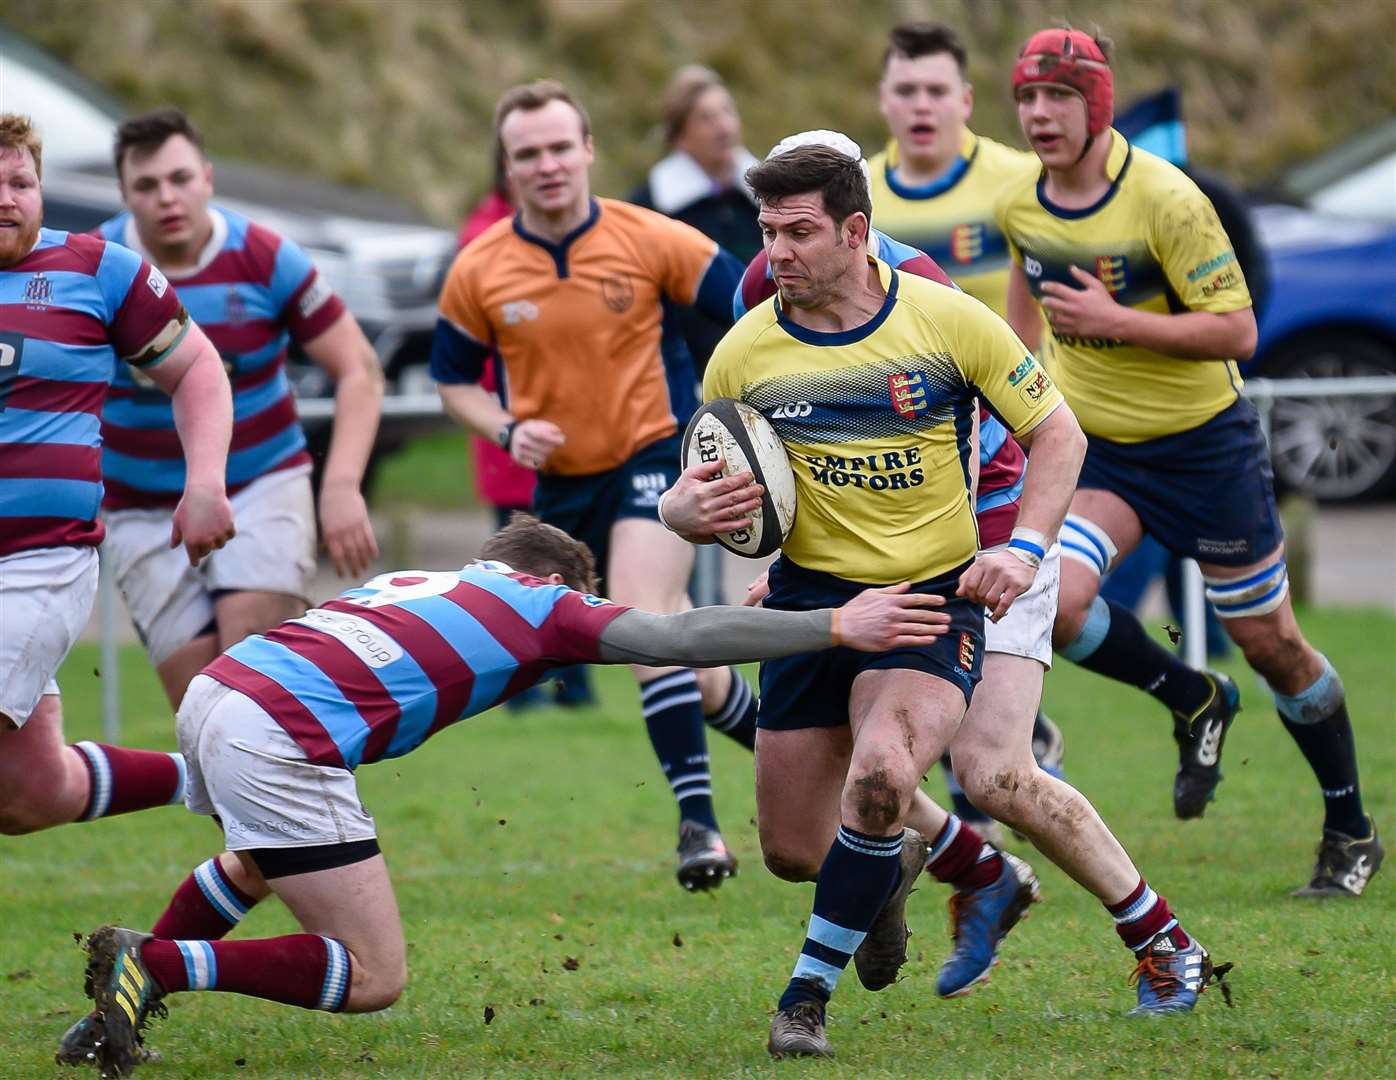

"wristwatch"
[497,419,518,450]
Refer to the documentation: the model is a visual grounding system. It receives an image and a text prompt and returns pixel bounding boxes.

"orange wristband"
[830,609,843,647]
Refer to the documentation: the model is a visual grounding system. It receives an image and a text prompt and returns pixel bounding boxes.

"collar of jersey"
[512,198,601,278]
[883,130,978,200]
[774,258,899,346]
[1035,129,1133,220]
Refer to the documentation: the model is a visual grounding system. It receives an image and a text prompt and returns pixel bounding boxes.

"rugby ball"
[682,398,797,558]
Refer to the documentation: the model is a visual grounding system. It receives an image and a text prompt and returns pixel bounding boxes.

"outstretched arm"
[597,585,951,666]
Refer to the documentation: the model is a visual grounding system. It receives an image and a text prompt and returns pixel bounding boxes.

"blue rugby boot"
[1173,672,1240,819]
[1032,711,1065,780]
[935,851,1040,998]
[1128,933,1213,1016]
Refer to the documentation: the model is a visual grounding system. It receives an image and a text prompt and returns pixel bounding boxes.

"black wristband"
[497,419,518,450]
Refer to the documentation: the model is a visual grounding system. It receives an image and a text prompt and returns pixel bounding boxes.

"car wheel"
[1261,333,1396,502]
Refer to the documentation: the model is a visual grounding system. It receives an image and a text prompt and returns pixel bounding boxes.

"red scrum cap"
[1012,28,1114,137]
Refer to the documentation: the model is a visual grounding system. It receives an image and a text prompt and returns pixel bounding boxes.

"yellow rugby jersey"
[705,259,1063,583]
[996,129,1253,442]
[868,130,1038,317]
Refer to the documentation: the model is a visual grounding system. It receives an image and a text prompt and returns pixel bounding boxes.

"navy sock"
[705,669,757,751]
[778,826,904,1010]
[1275,657,1367,837]
[639,672,718,831]
[1060,597,1212,716]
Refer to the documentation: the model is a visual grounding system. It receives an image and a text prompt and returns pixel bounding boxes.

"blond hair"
[0,113,43,178]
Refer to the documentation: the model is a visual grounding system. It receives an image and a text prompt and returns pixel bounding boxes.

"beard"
[0,216,40,269]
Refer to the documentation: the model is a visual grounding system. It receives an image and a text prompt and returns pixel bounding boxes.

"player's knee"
[844,760,910,834]
[1232,620,1307,681]
[761,845,819,882]
[343,957,407,1013]
[0,773,61,834]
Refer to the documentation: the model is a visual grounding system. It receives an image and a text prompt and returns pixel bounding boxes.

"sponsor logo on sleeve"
[1186,251,1236,282]
[1007,356,1037,386]
[146,266,169,299]
[1022,255,1043,279]
[579,593,612,608]
[297,274,333,320]
[1018,369,1054,407]
[1200,268,1240,297]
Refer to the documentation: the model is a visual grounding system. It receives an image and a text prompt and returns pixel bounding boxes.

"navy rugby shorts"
[756,557,985,731]
[532,434,682,587]
[1078,397,1283,566]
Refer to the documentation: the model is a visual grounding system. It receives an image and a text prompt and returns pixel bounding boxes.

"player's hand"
[835,583,951,651]
[319,480,379,578]
[510,419,566,470]
[657,458,764,542]
[743,569,771,607]
[1040,265,1125,339]
[170,483,235,567]
[957,551,1035,623]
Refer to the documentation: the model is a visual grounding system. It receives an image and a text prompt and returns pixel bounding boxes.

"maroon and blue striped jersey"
[204,562,630,770]
[0,228,187,557]
[96,207,345,509]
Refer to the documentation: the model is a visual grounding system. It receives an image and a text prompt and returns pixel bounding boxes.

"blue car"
[1247,123,1396,501]
[1121,95,1396,501]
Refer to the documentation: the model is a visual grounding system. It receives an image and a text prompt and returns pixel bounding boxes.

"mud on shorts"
[104,465,317,666]
[177,674,379,878]
[756,557,985,731]
[0,545,97,727]
[531,435,682,590]
[1076,397,1283,566]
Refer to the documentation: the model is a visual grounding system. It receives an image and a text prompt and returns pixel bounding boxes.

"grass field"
[2,607,1392,1078]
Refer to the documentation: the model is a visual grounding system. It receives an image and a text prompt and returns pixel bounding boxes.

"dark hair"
[882,22,969,77]
[479,512,598,594]
[745,145,871,226]
[493,80,592,143]
[114,107,205,177]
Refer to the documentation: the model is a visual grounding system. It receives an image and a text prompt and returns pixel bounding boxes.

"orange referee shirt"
[433,197,735,476]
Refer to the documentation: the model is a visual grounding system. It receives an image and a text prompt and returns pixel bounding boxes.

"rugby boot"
[676,820,738,891]
[82,926,166,1077]
[1172,672,1240,819]
[1127,933,1213,1015]
[1291,815,1384,897]
[55,1011,160,1069]
[936,851,1040,998]
[767,997,834,1059]
[852,828,928,990]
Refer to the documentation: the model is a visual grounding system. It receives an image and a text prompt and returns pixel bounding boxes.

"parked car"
[1247,120,1396,501]
[4,28,458,484]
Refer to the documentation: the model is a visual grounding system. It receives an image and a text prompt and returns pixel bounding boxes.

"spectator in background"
[456,150,593,708]
[630,65,762,371]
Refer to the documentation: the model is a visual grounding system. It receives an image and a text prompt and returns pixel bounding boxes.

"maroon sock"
[142,935,352,1011]
[925,815,1004,891]
[71,741,185,820]
[1107,877,1190,952]
[151,857,259,939]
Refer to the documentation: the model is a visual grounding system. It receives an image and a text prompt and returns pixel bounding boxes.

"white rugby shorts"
[982,543,1059,668]
[0,545,98,727]
[177,674,377,851]
[104,465,316,666]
